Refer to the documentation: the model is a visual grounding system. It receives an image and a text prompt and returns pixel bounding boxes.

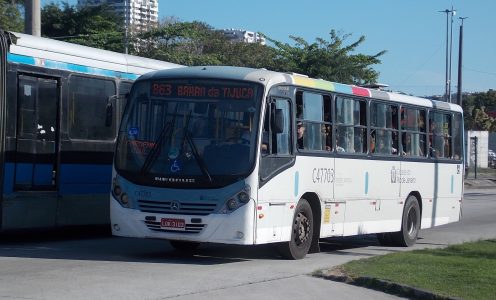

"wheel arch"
[301,192,321,253]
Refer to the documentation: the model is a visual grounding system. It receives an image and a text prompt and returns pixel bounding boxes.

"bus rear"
[110,69,265,247]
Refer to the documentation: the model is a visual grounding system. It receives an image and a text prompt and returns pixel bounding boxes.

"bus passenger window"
[400,107,427,157]
[429,112,451,159]
[370,101,399,156]
[452,113,463,160]
[69,76,116,140]
[336,96,366,154]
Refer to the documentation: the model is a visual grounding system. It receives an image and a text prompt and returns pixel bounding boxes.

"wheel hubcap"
[294,212,310,246]
[407,207,417,238]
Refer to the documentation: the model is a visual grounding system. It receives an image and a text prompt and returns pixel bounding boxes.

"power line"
[463,66,496,77]
[396,44,443,87]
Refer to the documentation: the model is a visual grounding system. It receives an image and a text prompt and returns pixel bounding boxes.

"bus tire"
[278,199,313,260]
[169,240,201,253]
[392,195,421,247]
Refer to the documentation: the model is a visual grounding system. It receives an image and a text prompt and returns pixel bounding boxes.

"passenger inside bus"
[224,125,250,144]
[323,124,332,151]
[429,121,443,158]
[402,133,424,156]
[297,121,305,149]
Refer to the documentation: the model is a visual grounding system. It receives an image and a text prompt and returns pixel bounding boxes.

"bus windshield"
[114,79,263,188]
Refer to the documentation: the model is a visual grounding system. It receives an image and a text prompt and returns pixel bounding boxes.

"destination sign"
[150,81,256,100]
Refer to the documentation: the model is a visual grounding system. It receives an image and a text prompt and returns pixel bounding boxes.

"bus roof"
[9,32,183,77]
[141,66,463,113]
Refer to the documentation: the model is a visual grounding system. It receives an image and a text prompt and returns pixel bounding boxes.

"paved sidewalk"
[464,178,496,189]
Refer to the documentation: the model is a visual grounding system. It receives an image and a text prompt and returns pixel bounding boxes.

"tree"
[266,30,386,84]
[0,0,24,32]
[40,9,385,84]
[212,38,279,70]
[462,90,496,131]
[137,21,227,65]
[41,2,124,52]
[136,21,384,82]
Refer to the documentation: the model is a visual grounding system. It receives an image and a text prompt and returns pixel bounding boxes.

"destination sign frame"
[150,80,258,101]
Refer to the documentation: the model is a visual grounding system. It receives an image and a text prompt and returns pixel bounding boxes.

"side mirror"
[272,108,284,134]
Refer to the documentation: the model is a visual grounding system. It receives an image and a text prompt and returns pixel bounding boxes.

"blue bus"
[0,30,181,230]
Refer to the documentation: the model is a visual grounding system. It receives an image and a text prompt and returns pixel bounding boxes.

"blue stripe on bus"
[7,53,139,80]
[7,53,35,65]
[333,83,353,94]
[2,162,112,195]
[451,175,454,194]
[59,164,112,194]
[3,163,15,194]
[294,171,299,197]
[364,171,369,194]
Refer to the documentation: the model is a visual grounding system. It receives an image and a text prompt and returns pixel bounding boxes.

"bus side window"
[260,98,293,181]
[261,111,270,156]
[261,99,290,156]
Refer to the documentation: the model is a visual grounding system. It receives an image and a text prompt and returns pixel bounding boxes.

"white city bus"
[110,66,464,259]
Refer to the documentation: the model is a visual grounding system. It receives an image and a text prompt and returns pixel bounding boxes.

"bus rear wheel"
[392,195,421,247]
[278,199,313,260]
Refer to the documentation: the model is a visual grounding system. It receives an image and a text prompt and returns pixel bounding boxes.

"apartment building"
[77,0,158,33]
[221,29,266,45]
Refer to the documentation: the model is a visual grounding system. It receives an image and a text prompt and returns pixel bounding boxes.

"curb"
[313,269,461,300]
[464,184,496,190]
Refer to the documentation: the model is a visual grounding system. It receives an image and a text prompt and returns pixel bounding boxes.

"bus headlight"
[227,198,237,210]
[113,185,122,197]
[237,191,250,203]
[112,178,130,208]
[120,193,129,206]
[220,185,252,213]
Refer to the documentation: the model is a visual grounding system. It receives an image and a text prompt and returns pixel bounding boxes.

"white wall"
[466,131,489,168]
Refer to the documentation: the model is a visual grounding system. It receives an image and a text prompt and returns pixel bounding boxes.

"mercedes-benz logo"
[170,201,181,211]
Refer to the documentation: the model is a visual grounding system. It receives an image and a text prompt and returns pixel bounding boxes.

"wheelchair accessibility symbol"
[170,159,182,173]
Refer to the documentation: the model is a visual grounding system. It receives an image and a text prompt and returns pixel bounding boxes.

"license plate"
[161,218,185,230]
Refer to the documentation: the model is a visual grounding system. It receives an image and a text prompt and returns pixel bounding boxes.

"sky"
[42,0,496,97]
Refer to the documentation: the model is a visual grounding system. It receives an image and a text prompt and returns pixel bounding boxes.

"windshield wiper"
[184,130,213,182]
[140,119,175,175]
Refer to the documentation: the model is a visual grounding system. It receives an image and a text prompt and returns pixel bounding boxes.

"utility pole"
[25,0,41,37]
[448,6,455,103]
[439,7,456,102]
[124,0,129,54]
[457,17,468,107]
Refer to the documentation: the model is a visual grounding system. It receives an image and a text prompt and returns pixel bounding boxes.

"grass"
[337,240,496,300]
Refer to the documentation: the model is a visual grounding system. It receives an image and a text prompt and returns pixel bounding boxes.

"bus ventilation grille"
[137,199,217,216]
[144,220,205,234]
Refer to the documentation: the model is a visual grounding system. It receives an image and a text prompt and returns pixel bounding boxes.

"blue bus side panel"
[14,163,33,185]
[2,162,111,228]
[3,162,14,195]
[58,164,112,194]
[33,164,53,186]
[14,163,53,186]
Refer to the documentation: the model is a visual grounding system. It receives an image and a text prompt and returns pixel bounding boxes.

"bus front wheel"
[278,199,313,260]
[392,195,421,247]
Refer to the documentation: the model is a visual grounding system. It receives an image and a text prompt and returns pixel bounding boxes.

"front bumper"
[110,197,256,245]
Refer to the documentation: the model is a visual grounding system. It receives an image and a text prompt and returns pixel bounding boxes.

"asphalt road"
[1,189,495,300]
